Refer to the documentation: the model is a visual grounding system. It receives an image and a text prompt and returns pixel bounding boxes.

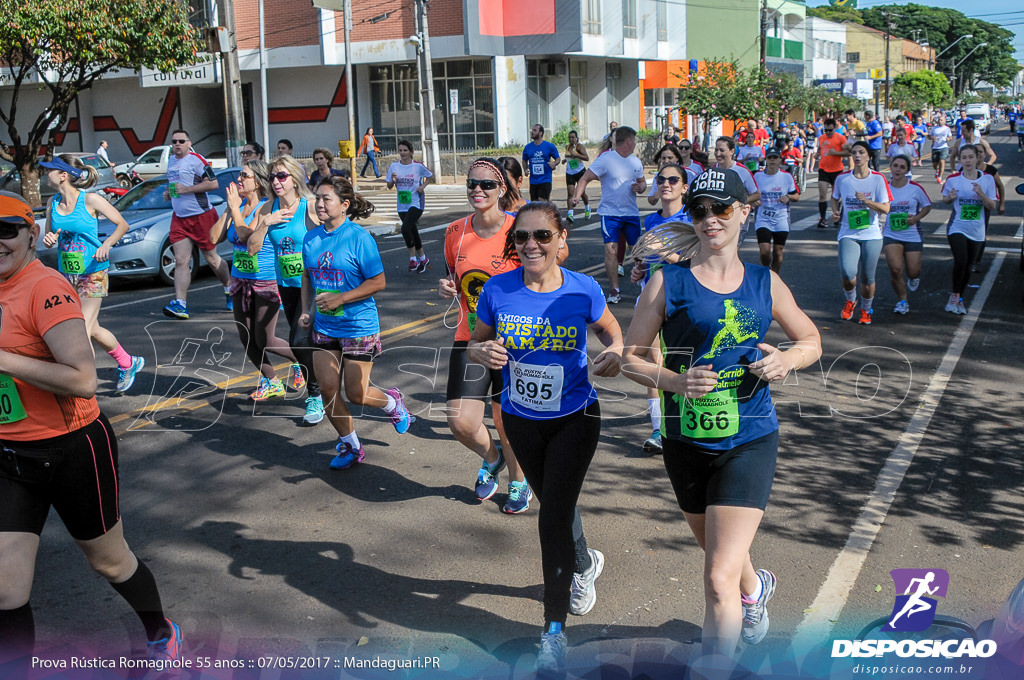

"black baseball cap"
[765,148,782,158]
[687,168,747,206]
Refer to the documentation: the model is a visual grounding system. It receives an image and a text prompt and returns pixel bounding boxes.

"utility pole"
[217,0,246,167]
[883,11,891,118]
[759,0,768,72]
[343,0,356,179]
[415,0,442,180]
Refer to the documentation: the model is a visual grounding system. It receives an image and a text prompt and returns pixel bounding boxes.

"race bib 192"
[277,253,303,279]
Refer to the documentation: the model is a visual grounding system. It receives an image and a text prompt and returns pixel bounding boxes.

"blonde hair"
[269,155,312,199]
[630,220,701,264]
[56,154,98,189]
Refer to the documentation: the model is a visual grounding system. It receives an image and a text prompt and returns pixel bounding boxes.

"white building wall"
[494,56,528,147]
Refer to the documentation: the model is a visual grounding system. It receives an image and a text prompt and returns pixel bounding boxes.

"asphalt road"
[21,123,1024,680]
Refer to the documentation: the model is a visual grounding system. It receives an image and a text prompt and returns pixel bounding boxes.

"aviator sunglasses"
[689,202,738,221]
[513,229,556,245]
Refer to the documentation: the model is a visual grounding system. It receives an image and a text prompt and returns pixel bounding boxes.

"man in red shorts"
[161,129,230,319]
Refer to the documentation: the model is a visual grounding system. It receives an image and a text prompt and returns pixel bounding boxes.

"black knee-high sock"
[0,602,35,662]
[819,201,827,219]
[109,560,169,641]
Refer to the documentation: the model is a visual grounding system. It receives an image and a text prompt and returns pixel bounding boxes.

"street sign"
[449,89,459,114]
[140,55,219,88]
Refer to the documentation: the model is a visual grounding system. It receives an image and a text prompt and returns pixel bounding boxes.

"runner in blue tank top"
[300,176,414,470]
[470,202,623,675]
[622,167,821,671]
[250,156,323,422]
[40,155,145,392]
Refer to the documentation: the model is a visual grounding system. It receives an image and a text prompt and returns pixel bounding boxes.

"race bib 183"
[60,251,86,274]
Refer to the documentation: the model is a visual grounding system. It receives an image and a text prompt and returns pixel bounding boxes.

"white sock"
[648,398,661,430]
[223,286,231,295]
[844,289,857,303]
[744,576,764,602]
[418,254,427,262]
[861,297,873,312]
[340,431,360,449]
[383,393,397,413]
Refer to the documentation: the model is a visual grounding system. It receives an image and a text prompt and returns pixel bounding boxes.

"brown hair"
[316,175,375,219]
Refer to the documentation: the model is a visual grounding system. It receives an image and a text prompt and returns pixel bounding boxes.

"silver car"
[38,168,241,286]
[1,152,118,201]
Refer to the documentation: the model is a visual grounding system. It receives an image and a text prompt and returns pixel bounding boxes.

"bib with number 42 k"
[234,251,258,274]
[960,204,982,221]
[60,251,86,274]
[678,388,739,439]
[847,209,871,230]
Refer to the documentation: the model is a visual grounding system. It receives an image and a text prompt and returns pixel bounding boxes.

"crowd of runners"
[0,106,1015,676]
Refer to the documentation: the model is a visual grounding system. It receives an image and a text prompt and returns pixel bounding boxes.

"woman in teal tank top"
[40,154,145,392]
[622,167,822,670]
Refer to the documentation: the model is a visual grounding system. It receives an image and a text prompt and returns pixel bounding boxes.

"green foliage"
[0,0,202,205]
[548,120,580,147]
[891,70,953,110]
[807,5,864,24]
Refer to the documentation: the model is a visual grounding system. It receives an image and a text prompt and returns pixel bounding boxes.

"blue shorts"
[600,215,641,245]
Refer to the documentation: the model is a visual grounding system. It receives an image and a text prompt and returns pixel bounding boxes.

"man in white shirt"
[96,140,114,168]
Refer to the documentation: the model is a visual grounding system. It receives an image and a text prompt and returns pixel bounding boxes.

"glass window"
[582,0,601,35]
[570,61,587,131]
[623,0,637,39]
[656,0,667,42]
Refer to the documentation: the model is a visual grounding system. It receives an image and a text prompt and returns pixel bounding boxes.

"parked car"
[965,103,992,135]
[114,145,228,186]
[38,167,241,286]
[0,152,118,201]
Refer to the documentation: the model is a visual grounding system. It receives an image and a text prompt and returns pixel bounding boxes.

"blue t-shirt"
[476,268,606,419]
[866,119,884,150]
[228,198,275,281]
[913,123,928,143]
[50,193,107,275]
[303,219,385,338]
[267,197,308,288]
[522,141,560,185]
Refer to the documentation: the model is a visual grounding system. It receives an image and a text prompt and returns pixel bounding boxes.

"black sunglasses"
[513,229,556,245]
[689,202,738,221]
[171,139,189,144]
[655,175,683,186]
[466,179,500,191]
[271,172,292,182]
[678,145,692,150]
[240,149,256,156]
[0,222,29,240]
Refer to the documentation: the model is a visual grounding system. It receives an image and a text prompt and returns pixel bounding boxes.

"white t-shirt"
[386,161,432,212]
[753,170,797,232]
[886,142,918,161]
[736,145,764,173]
[167,151,216,218]
[883,181,930,243]
[882,121,895,137]
[930,125,952,150]
[719,163,759,197]
[943,171,996,242]
[96,146,110,164]
[831,170,892,241]
[588,150,644,217]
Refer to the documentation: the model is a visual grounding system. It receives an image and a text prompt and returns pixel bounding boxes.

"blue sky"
[806,1,1024,62]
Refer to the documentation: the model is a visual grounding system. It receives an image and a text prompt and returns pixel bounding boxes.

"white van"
[965,103,992,135]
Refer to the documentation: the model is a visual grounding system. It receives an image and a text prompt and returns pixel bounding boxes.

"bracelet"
[792,347,807,370]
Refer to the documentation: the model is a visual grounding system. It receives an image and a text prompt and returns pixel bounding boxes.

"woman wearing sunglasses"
[645,145,691,207]
[39,155,145,393]
[883,155,930,315]
[249,156,324,421]
[300,176,413,470]
[210,161,301,410]
[0,191,182,667]
[438,159,530,512]
[753,149,800,274]
[830,140,892,325]
[470,202,623,674]
[622,168,820,670]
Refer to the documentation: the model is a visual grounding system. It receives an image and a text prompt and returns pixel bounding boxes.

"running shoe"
[741,569,776,645]
[384,387,413,434]
[303,395,325,425]
[617,264,624,277]
[162,299,189,319]
[475,445,505,501]
[607,289,621,304]
[907,277,920,292]
[250,376,285,401]
[584,207,592,219]
[955,299,967,315]
[643,429,663,455]
[816,218,827,229]
[566,211,575,224]
[569,548,605,616]
[408,258,418,272]
[502,480,532,514]
[840,300,856,321]
[416,256,430,274]
[944,293,959,313]
[893,300,910,315]
[147,618,183,662]
[289,363,306,391]
[858,309,872,325]
[330,440,365,469]
[536,629,567,676]
[225,294,233,311]
[116,356,145,393]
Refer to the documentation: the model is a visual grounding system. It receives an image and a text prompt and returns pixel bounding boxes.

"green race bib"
[60,251,87,274]
[233,251,258,275]
[848,209,871,230]
[277,253,303,279]
[567,159,581,171]
[960,204,982,221]
[315,289,344,317]
[745,160,759,173]
[398,190,413,205]
[0,374,27,424]
[680,389,739,440]
[889,212,909,232]
[467,311,477,332]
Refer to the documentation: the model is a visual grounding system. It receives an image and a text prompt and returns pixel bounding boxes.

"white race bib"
[509,361,563,412]
[531,161,546,176]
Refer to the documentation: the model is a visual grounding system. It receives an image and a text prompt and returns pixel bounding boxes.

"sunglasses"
[689,202,738,221]
[513,229,556,245]
[240,150,256,156]
[238,172,254,180]
[655,175,683,186]
[271,172,292,182]
[678,145,691,150]
[0,222,29,240]
[824,128,835,133]
[466,179,500,191]
[171,139,189,144]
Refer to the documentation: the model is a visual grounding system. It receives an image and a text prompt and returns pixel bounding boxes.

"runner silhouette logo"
[884,568,949,632]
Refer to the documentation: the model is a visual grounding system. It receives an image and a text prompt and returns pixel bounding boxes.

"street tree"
[891,70,953,112]
[0,0,202,206]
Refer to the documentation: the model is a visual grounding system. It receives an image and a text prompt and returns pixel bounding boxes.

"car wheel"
[117,174,132,188]
[157,238,198,286]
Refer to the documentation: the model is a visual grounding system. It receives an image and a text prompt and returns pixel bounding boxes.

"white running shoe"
[944,293,959,313]
[569,548,605,616]
[907,277,920,292]
[741,569,776,645]
[893,300,910,315]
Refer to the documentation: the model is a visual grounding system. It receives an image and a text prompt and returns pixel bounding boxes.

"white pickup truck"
[114,145,228,186]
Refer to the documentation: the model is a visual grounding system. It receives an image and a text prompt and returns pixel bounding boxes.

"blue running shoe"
[116,356,145,392]
[384,387,413,434]
[330,441,365,470]
[147,618,183,662]
[475,445,505,501]
[225,294,233,311]
[502,480,532,514]
[162,299,189,319]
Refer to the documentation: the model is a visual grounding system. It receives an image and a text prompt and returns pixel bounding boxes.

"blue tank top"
[659,262,778,450]
[267,197,308,288]
[50,192,107,275]
[227,198,275,281]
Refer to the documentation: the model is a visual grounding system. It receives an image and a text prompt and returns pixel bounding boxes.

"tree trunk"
[19,160,42,209]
